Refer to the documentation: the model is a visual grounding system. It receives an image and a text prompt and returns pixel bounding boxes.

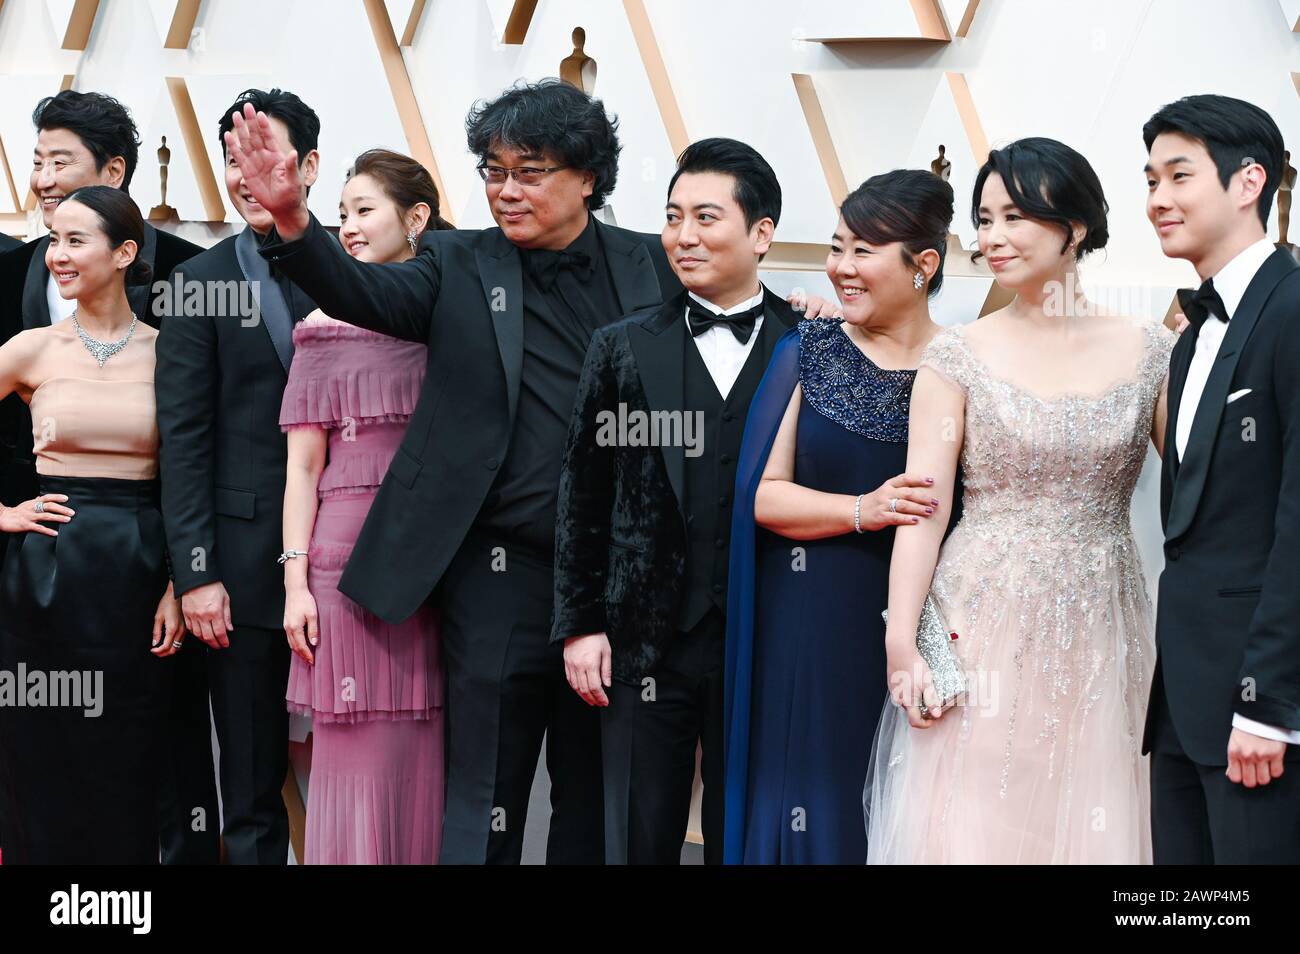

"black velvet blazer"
[551,288,797,682]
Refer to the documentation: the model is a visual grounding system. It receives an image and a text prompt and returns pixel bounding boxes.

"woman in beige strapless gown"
[0,186,182,864]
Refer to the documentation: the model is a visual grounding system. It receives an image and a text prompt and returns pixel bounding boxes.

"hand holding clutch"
[883,593,965,728]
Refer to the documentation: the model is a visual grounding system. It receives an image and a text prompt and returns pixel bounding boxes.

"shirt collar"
[1208,237,1275,321]
[686,285,766,317]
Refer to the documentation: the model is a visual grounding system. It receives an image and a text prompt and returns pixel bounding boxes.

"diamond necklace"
[71,310,138,368]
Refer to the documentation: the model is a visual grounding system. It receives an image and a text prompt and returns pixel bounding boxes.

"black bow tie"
[687,299,764,344]
[526,247,595,290]
[1178,278,1229,331]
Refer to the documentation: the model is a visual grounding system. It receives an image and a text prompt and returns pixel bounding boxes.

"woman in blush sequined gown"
[279,150,450,864]
[866,139,1176,864]
[723,172,961,864]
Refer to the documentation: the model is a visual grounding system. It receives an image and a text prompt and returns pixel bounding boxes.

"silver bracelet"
[278,549,309,565]
[853,494,865,534]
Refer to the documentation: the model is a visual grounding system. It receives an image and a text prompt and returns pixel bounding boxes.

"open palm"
[222,102,303,219]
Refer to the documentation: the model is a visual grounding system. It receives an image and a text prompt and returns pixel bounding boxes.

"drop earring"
[913,271,924,290]
[407,230,419,254]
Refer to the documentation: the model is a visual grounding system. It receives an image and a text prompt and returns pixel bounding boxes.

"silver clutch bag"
[882,593,965,710]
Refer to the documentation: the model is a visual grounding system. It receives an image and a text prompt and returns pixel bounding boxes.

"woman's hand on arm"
[754,385,942,540]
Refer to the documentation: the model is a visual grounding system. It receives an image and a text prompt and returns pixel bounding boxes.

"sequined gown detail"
[865,319,1175,864]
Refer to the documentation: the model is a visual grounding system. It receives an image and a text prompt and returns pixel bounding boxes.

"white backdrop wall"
[1,0,1296,851]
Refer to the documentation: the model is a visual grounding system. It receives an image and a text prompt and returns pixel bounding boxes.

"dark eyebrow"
[1143,157,1192,173]
[483,151,546,163]
[690,202,725,213]
[34,148,75,158]
[975,203,1017,214]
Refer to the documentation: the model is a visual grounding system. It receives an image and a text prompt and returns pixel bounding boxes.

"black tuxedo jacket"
[1146,248,1300,764]
[0,224,201,510]
[0,234,18,252]
[155,234,316,630]
[258,214,681,624]
[550,289,797,682]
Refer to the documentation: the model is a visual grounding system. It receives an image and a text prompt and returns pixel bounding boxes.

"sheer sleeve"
[918,328,973,394]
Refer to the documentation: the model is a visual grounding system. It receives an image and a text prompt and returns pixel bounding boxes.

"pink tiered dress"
[279,319,443,864]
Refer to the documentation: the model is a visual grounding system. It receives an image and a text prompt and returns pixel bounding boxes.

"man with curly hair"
[226,78,681,864]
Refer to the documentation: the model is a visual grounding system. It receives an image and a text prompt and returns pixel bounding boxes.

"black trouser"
[205,625,291,865]
[439,532,604,864]
[1150,687,1300,864]
[158,637,221,863]
[600,607,726,865]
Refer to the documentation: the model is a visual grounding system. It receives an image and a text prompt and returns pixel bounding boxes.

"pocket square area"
[1227,388,1253,404]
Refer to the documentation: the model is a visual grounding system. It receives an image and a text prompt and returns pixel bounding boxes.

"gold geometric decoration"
[624,0,689,156]
[791,73,848,208]
[59,0,100,50]
[362,0,454,225]
[164,76,225,222]
[501,0,538,45]
[163,0,202,50]
[398,0,428,46]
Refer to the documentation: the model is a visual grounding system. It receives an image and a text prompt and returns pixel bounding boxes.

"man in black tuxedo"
[224,79,681,864]
[156,88,321,865]
[1143,94,1300,863]
[553,138,796,864]
[0,89,215,865]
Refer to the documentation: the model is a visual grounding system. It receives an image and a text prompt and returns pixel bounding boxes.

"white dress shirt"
[46,272,76,325]
[685,288,765,399]
[1174,236,1300,745]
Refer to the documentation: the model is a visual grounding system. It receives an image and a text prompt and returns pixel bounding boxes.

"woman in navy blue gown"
[723,170,961,863]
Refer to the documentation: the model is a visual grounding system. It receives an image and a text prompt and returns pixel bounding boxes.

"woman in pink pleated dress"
[280,149,451,864]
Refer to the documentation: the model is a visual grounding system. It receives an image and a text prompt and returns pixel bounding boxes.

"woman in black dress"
[0,186,181,863]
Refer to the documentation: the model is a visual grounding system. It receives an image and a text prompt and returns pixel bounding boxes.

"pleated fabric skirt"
[288,491,444,865]
[0,475,170,864]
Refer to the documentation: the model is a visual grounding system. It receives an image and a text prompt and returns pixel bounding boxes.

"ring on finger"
[33,500,45,514]
[888,497,899,513]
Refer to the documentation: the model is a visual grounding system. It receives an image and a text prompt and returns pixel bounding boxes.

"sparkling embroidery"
[797,319,916,442]
[921,320,1175,811]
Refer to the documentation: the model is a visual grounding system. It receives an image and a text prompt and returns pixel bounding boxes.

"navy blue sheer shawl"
[722,326,801,864]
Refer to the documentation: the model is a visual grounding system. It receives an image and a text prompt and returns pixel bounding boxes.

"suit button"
[718,495,729,507]
[485,458,499,470]
[712,583,723,594]
[714,538,725,549]
[719,453,732,465]
[1166,545,1181,560]
[723,412,735,422]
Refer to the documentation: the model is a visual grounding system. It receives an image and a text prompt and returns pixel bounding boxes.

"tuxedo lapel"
[598,222,663,316]
[234,227,295,372]
[21,237,50,329]
[475,229,524,432]
[1166,250,1296,541]
[1164,326,1196,481]
[628,293,688,512]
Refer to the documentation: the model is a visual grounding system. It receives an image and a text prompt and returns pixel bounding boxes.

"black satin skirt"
[0,475,171,864]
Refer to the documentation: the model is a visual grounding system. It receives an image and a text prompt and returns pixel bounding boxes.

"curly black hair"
[465,79,621,210]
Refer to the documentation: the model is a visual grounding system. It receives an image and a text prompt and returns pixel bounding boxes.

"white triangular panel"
[145,0,177,46]
[42,0,77,39]
[482,0,516,44]
[384,0,418,39]
[1278,0,1300,31]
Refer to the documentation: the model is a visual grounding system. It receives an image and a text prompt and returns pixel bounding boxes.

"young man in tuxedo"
[156,88,321,865]
[224,79,681,864]
[0,89,213,865]
[1143,94,1300,863]
[553,138,797,864]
